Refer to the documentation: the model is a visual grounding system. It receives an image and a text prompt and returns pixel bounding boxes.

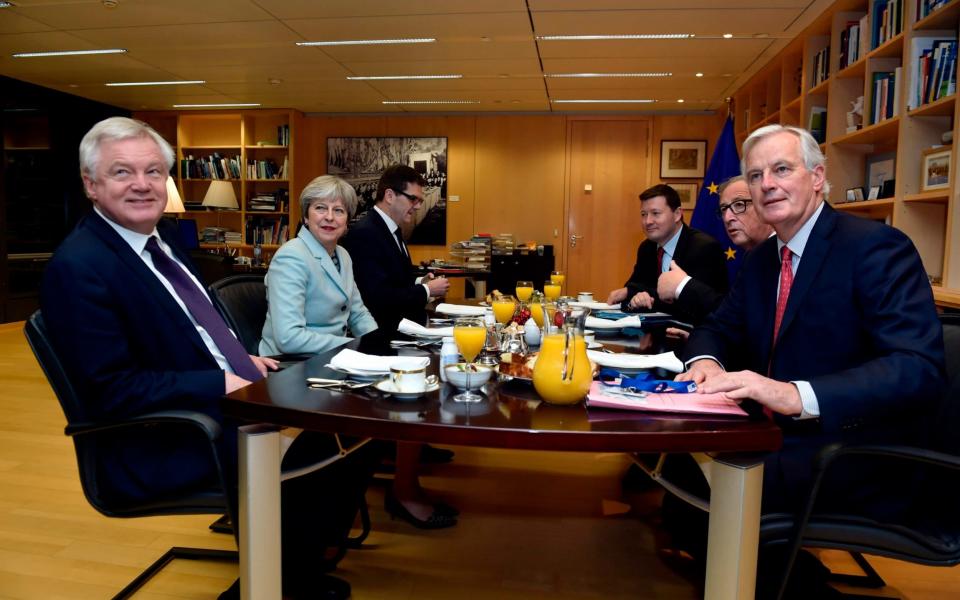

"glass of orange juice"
[530,300,555,328]
[492,296,517,324]
[452,317,487,403]
[550,270,565,294]
[544,280,561,301]
[515,281,534,303]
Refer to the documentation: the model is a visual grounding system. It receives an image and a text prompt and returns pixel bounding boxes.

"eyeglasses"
[392,189,424,206]
[716,199,752,218]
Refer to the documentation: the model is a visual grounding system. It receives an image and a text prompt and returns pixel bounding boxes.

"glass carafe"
[532,307,592,405]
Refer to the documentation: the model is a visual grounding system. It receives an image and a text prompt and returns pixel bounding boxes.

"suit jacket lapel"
[775,205,836,344]
[370,210,408,265]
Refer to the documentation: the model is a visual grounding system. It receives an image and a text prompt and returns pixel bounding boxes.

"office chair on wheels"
[24,311,238,599]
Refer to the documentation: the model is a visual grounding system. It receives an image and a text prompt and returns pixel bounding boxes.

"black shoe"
[384,490,458,529]
[419,444,455,464]
[433,500,460,517]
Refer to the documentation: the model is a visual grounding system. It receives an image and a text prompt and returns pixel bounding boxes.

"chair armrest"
[813,442,960,477]
[64,410,222,442]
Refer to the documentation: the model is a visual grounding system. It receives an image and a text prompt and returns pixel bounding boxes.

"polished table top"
[223,335,781,455]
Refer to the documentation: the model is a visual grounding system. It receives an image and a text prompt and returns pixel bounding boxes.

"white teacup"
[577,292,594,302]
[390,365,428,393]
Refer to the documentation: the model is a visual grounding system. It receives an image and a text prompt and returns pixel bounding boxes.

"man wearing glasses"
[656,176,774,324]
[343,164,449,342]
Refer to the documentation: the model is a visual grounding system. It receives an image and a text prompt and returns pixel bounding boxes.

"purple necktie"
[144,237,263,382]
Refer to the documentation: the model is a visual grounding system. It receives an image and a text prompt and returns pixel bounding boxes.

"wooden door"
[565,120,651,299]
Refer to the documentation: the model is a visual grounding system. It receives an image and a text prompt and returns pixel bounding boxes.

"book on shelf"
[246,215,289,245]
[910,37,956,109]
[247,188,289,212]
[870,69,899,124]
[840,22,862,70]
[812,46,830,87]
[872,0,902,49]
[808,106,827,143]
[246,155,288,180]
[277,124,290,146]
[918,0,952,21]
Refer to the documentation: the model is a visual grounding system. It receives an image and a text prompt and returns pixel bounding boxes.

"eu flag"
[689,116,743,282]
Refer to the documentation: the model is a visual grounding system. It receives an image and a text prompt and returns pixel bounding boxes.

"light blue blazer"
[259,227,377,355]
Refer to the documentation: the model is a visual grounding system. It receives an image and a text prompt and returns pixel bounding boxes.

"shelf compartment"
[833,198,894,211]
[867,32,905,60]
[904,190,950,203]
[836,56,867,80]
[914,0,960,31]
[908,93,957,117]
[809,78,831,96]
[831,116,900,146]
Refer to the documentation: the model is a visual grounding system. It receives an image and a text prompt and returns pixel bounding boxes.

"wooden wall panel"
[474,116,567,265]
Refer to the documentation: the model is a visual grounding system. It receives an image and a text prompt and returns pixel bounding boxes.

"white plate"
[588,341,603,349]
[327,366,388,381]
[374,379,441,399]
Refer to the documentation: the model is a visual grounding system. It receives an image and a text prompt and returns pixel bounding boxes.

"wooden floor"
[1,321,958,599]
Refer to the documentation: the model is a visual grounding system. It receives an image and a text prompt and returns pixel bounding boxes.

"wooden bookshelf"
[731,0,960,306]
[134,109,301,259]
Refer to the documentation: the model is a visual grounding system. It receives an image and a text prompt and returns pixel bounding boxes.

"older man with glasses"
[716,175,774,252]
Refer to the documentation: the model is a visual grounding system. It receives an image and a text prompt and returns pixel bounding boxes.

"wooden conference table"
[222,332,781,600]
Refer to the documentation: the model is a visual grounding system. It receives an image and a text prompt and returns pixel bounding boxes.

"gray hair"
[717,175,746,198]
[79,117,174,180]
[299,175,359,221]
[741,124,831,198]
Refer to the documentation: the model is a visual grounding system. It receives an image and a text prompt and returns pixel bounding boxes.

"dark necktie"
[394,228,408,259]
[773,245,794,344]
[657,247,665,273]
[144,237,263,382]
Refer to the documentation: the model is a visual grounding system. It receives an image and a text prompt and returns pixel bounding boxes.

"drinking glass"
[452,317,486,403]
[491,295,517,324]
[544,280,561,301]
[515,280,534,303]
[550,270,566,294]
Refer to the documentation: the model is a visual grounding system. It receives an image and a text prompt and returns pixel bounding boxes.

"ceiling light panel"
[13,48,126,58]
[347,74,462,80]
[297,38,436,46]
[106,80,205,87]
[545,72,671,77]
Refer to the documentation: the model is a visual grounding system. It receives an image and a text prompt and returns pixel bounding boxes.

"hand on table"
[606,287,628,305]
[627,291,654,310]
[694,368,803,416]
[250,355,280,377]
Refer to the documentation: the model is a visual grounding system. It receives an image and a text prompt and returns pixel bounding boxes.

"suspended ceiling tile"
[541,55,758,74]
[340,58,543,78]
[530,0,809,9]
[5,0,275,28]
[285,12,533,40]
[70,21,300,49]
[256,0,527,19]
[361,77,545,93]
[162,61,353,84]
[533,9,805,36]
[318,40,538,64]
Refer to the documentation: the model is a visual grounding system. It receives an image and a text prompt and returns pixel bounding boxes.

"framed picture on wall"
[660,140,707,178]
[670,182,699,210]
[921,147,951,191]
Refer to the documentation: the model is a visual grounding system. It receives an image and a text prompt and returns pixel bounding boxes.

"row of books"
[247,188,290,212]
[871,68,902,125]
[277,124,290,147]
[812,46,830,87]
[872,0,903,50]
[246,216,289,245]
[838,17,868,70]
[247,156,288,180]
[200,226,241,244]
[182,153,241,180]
[913,39,957,108]
[917,0,951,20]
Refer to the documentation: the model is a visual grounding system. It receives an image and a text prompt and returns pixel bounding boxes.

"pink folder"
[586,381,748,417]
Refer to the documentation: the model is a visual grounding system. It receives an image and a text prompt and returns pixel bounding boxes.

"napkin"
[328,348,430,375]
[585,315,645,330]
[434,303,486,316]
[586,349,684,373]
[569,301,622,311]
[398,318,454,338]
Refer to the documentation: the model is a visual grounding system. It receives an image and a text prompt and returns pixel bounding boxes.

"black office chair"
[208,274,268,355]
[763,313,960,599]
[207,274,373,547]
[23,311,238,600]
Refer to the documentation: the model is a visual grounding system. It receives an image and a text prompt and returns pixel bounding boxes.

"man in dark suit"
[41,117,377,600]
[656,176,774,325]
[606,183,728,325]
[342,164,449,339]
[672,124,944,595]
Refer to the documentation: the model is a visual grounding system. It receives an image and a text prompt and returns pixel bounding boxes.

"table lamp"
[164,176,185,214]
[202,180,238,210]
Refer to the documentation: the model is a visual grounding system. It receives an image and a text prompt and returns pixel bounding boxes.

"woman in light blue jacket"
[260,175,377,355]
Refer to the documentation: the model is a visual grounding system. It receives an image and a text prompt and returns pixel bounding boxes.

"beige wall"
[298,112,726,273]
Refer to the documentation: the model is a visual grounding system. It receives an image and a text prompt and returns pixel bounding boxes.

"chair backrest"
[208,274,267,355]
[935,312,960,453]
[23,310,229,518]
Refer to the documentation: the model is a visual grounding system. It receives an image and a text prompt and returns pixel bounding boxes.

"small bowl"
[444,363,494,390]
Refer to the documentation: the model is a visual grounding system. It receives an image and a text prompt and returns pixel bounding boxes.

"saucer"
[374,379,441,400]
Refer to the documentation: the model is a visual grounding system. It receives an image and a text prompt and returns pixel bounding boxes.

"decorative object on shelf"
[846,96,864,133]
[921,147,951,192]
[164,176,185,214]
[845,187,865,203]
[868,185,882,200]
[659,140,706,178]
[943,131,953,145]
[670,182,699,210]
[327,136,448,245]
[202,180,239,210]
[880,178,896,198]
[865,152,896,191]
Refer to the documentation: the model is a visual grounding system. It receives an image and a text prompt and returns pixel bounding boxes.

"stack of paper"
[586,382,747,416]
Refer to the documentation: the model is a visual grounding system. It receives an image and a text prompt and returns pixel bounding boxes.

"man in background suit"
[656,176,774,324]
[672,124,944,595]
[342,164,449,341]
[41,117,376,600]
[606,183,728,326]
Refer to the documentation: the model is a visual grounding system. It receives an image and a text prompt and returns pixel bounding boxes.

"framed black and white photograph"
[865,152,895,191]
[670,182,699,210]
[921,147,951,191]
[867,185,881,200]
[660,140,707,178]
[327,136,448,245]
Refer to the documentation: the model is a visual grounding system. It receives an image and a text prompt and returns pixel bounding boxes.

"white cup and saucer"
[577,292,594,303]
[375,365,440,399]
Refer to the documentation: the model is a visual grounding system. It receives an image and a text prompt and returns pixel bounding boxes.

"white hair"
[741,124,831,198]
[79,117,174,181]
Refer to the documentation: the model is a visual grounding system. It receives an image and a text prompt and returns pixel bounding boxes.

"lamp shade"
[164,176,185,213]
[202,180,239,210]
